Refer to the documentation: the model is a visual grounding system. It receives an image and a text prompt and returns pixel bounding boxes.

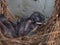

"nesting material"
[0,0,60,45]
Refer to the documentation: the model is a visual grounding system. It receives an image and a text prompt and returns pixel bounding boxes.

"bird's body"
[0,12,45,38]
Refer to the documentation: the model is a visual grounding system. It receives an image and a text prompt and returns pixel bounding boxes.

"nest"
[0,0,60,45]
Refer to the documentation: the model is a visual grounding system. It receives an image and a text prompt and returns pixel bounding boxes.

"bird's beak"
[36,22,42,25]
[36,22,46,25]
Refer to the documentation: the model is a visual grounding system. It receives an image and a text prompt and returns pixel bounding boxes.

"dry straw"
[0,0,60,45]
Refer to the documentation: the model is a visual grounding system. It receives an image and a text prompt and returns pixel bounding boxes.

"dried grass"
[0,0,60,45]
